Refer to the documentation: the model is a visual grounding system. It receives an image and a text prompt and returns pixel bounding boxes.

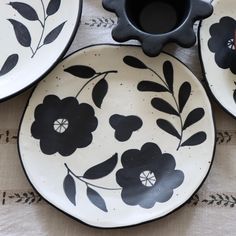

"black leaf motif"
[0,54,18,76]
[8,19,31,47]
[92,79,108,108]
[183,108,205,130]
[63,174,76,206]
[87,187,108,212]
[181,132,207,147]
[156,119,181,139]
[9,2,39,21]
[64,65,96,79]
[151,97,179,116]
[179,82,191,113]
[43,21,66,45]
[137,81,169,92]
[123,56,147,69]
[47,0,61,16]
[163,61,173,92]
[83,153,118,179]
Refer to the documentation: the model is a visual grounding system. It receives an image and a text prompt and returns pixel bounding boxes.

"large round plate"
[199,0,236,117]
[18,45,216,228]
[0,0,82,101]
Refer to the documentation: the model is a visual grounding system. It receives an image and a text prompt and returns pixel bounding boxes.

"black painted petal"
[31,95,98,156]
[117,143,184,208]
[208,16,236,74]
[110,114,143,142]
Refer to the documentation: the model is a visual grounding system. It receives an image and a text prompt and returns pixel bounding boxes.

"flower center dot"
[227,39,235,50]
[53,118,69,133]
[139,170,157,187]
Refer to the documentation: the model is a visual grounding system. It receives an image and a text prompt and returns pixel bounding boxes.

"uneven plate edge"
[0,0,83,103]
[197,0,236,119]
[17,43,217,229]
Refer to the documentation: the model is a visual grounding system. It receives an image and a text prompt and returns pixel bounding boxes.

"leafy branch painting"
[123,56,207,150]
[8,0,66,58]
[64,154,120,212]
[64,65,118,108]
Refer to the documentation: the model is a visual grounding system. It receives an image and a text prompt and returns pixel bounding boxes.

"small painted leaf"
[9,2,39,21]
[123,56,147,69]
[179,82,191,113]
[224,194,229,200]
[8,19,31,47]
[163,61,173,92]
[151,97,179,116]
[92,79,108,108]
[231,196,236,202]
[63,174,76,206]
[137,81,169,92]
[83,153,118,179]
[64,65,96,78]
[0,54,18,76]
[156,119,181,139]
[43,21,66,45]
[183,108,205,130]
[87,187,108,212]
[181,132,207,147]
[47,0,61,16]
[210,195,216,200]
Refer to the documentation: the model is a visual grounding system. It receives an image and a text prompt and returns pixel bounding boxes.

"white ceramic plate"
[0,0,82,101]
[199,0,236,117]
[18,45,216,228]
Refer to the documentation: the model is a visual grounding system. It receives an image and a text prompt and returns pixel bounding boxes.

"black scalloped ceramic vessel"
[102,0,213,56]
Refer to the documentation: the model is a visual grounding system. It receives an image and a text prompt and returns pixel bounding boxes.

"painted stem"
[148,67,184,150]
[31,0,47,58]
[75,70,118,98]
[64,163,121,191]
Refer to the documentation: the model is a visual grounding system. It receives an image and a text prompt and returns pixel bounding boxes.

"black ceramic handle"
[103,0,213,56]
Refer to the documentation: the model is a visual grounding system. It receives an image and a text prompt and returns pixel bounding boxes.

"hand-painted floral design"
[124,56,207,150]
[8,0,66,58]
[31,95,98,156]
[116,142,184,208]
[208,16,236,74]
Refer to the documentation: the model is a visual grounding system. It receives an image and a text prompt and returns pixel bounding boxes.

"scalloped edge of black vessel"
[102,0,213,57]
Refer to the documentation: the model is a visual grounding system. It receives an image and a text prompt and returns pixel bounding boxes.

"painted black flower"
[109,114,143,142]
[208,16,236,74]
[116,143,184,208]
[31,95,98,156]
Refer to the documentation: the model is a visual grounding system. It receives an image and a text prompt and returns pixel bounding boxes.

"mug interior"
[125,0,191,34]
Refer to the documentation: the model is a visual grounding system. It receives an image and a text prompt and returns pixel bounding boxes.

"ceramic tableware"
[102,0,213,56]
[199,0,236,118]
[18,44,216,228]
[0,0,82,101]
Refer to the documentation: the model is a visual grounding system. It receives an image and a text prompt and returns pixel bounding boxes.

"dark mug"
[102,0,213,56]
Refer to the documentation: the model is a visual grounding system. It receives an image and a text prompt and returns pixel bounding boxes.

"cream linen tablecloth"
[1,0,236,235]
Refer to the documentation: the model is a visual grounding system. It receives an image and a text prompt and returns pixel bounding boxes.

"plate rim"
[17,43,217,229]
[0,0,83,103]
[198,0,236,119]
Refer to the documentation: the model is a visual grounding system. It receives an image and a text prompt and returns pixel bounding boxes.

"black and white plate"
[199,0,236,117]
[18,45,216,228]
[0,0,82,101]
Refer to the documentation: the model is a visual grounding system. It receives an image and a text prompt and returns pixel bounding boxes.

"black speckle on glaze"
[109,114,143,142]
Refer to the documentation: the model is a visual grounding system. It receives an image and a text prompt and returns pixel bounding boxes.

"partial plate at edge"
[0,0,82,101]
